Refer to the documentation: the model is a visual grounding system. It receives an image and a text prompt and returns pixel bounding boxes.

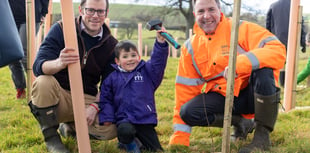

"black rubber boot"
[231,116,255,141]
[239,90,280,153]
[59,122,76,138]
[28,101,70,153]
[210,114,255,141]
[209,114,224,127]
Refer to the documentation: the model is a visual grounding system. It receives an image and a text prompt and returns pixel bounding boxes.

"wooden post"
[44,0,53,37]
[144,45,148,57]
[34,24,43,83]
[113,28,117,39]
[222,0,241,152]
[60,1,91,152]
[172,37,178,58]
[307,76,310,87]
[26,0,36,102]
[291,6,303,109]
[168,46,171,57]
[138,23,142,56]
[36,25,43,53]
[284,0,300,112]
[105,18,110,28]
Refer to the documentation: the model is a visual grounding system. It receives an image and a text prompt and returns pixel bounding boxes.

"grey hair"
[192,0,220,10]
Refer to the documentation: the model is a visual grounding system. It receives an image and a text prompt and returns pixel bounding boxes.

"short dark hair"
[192,0,220,9]
[114,40,139,59]
[80,0,109,10]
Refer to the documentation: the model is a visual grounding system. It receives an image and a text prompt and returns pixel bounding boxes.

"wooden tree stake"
[284,0,300,112]
[26,0,36,102]
[60,0,91,152]
[222,0,241,152]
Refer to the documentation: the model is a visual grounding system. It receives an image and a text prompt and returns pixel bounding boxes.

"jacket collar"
[111,61,146,72]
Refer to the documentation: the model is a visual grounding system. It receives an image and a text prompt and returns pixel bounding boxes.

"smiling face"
[115,48,140,72]
[194,0,221,34]
[79,0,107,36]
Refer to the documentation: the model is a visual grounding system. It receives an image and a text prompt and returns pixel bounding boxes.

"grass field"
[2,2,310,152]
[1,54,310,152]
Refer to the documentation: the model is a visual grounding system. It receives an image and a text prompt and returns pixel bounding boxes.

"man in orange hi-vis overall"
[169,0,286,152]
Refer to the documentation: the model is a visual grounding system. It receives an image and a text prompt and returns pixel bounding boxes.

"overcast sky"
[53,0,310,14]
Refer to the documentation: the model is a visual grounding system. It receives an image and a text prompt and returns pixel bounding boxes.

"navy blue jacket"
[99,40,169,125]
[266,0,306,52]
[9,0,49,26]
[33,16,117,96]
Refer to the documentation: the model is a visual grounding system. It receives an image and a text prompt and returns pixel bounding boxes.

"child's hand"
[156,26,167,43]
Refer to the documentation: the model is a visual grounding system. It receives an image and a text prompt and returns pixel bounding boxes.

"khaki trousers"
[31,75,116,140]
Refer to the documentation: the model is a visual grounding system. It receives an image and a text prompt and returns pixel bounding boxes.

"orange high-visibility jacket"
[169,14,286,146]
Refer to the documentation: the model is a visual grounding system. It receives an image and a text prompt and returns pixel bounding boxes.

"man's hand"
[85,103,99,126]
[57,48,79,70]
[223,66,237,80]
[42,48,79,75]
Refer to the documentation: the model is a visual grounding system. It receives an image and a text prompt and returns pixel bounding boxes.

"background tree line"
[51,1,309,40]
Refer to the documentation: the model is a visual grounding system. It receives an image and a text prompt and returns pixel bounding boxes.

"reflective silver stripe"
[207,72,224,81]
[185,40,203,78]
[245,52,260,70]
[174,124,192,133]
[185,40,225,81]
[176,76,205,86]
[258,36,278,48]
[237,45,247,54]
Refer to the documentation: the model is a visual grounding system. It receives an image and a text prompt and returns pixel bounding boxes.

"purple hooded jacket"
[99,40,169,125]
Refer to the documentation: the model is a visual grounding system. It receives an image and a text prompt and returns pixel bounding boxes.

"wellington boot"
[46,134,71,153]
[28,101,70,153]
[59,122,76,138]
[238,125,271,153]
[239,90,280,153]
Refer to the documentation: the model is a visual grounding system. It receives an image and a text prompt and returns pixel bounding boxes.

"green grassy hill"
[51,3,186,29]
[50,2,187,54]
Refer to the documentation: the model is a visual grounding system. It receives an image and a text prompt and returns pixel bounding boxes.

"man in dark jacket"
[8,0,49,99]
[266,0,307,87]
[28,0,117,152]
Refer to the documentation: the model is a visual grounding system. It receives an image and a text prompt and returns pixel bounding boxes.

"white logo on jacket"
[134,72,144,82]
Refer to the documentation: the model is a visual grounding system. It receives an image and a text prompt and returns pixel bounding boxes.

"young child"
[99,27,169,153]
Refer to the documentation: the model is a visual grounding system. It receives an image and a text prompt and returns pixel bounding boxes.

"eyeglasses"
[84,8,107,17]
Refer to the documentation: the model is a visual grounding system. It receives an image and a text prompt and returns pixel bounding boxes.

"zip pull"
[83,54,87,65]
[147,105,152,111]
[201,82,207,93]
